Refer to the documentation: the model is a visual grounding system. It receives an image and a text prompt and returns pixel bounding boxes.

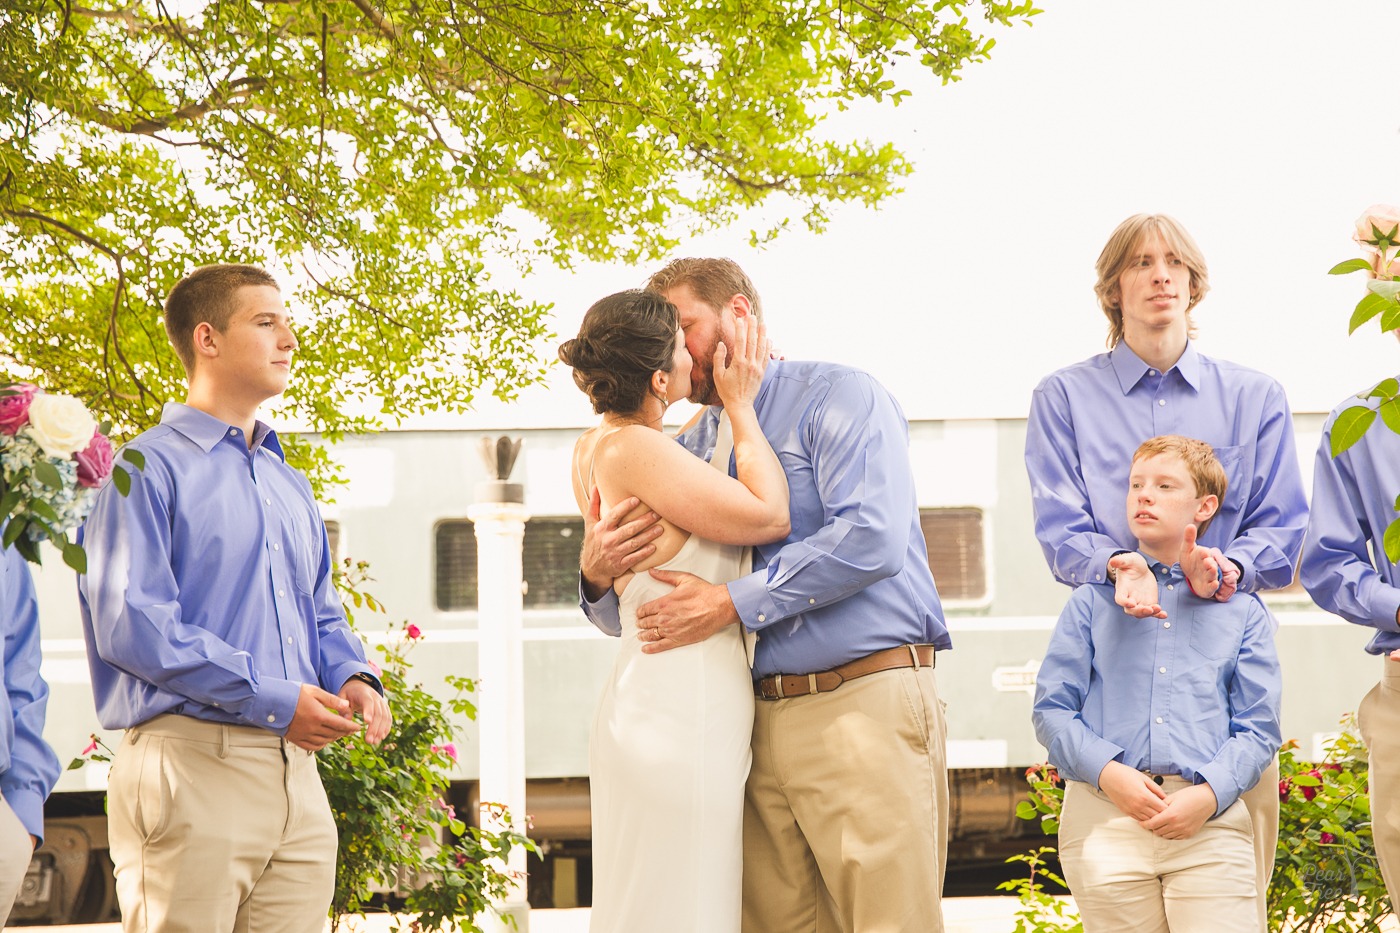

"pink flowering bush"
[322,559,533,932]
[0,383,135,570]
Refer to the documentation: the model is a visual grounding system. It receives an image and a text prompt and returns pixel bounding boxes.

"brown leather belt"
[754,644,936,701]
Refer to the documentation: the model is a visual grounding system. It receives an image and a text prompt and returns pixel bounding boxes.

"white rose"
[1355,204,1400,245]
[25,394,98,459]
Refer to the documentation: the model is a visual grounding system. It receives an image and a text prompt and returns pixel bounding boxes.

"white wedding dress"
[588,416,754,933]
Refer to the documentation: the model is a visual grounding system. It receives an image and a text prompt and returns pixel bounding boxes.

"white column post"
[469,438,530,932]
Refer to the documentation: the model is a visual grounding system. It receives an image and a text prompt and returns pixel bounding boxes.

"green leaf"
[1350,292,1390,334]
[1385,517,1400,564]
[1384,303,1400,333]
[2,519,25,549]
[28,499,57,522]
[1015,801,1036,820]
[61,540,86,574]
[121,448,146,469]
[0,490,19,517]
[1382,398,1400,436]
[1331,406,1377,456]
[1330,258,1373,275]
[1369,378,1400,399]
[112,467,131,497]
[31,460,62,488]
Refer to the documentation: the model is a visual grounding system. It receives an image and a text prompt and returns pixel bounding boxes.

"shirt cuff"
[1374,587,1400,634]
[1193,763,1240,816]
[727,573,779,630]
[333,665,383,696]
[1092,548,1131,585]
[1078,739,1127,791]
[4,786,45,844]
[1225,556,1251,594]
[243,677,301,734]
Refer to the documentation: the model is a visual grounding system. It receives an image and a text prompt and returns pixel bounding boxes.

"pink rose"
[0,384,36,435]
[75,430,114,488]
[406,623,422,640]
[1356,204,1400,246]
[431,742,458,762]
[1321,832,1337,845]
[1278,779,1292,801]
[82,737,98,756]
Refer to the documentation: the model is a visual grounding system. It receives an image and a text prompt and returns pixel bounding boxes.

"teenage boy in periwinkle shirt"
[0,539,60,926]
[78,265,392,933]
[1024,213,1306,923]
[1035,435,1281,932]
[1301,340,1400,914]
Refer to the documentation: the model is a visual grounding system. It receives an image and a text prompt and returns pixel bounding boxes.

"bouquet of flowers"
[0,383,136,571]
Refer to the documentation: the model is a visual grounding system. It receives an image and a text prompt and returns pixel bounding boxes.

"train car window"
[918,508,987,601]
[434,517,585,611]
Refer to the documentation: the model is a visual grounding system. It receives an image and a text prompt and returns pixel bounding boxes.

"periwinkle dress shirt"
[1301,384,1400,655]
[1026,342,1307,593]
[1033,563,1281,816]
[582,360,951,678]
[0,542,60,842]
[77,404,374,733]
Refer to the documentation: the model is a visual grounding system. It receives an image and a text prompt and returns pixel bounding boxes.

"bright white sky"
[388,1,1400,431]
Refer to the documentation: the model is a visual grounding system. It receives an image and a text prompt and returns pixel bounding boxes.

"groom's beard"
[687,341,723,406]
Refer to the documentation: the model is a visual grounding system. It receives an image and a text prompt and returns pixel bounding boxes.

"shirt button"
[286,636,293,645]
[267,714,276,723]
[277,589,286,597]
[1158,666,1167,674]
[808,598,815,605]
[1166,584,1174,591]
[1158,399,1166,406]
[1155,717,1164,724]
[757,614,766,622]
[1148,369,1157,376]
[1163,621,1171,628]
[273,543,281,551]
[265,498,272,506]
[228,428,238,436]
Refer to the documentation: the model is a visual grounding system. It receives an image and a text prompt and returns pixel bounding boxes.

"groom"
[580,258,952,933]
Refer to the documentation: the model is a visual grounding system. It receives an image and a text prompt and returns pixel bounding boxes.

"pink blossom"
[0,384,36,435]
[1302,769,1323,802]
[1321,832,1337,845]
[75,430,114,488]
[406,623,422,640]
[82,737,98,756]
[1278,779,1292,801]
[454,852,468,868]
[431,742,458,762]
[367,659,382,677]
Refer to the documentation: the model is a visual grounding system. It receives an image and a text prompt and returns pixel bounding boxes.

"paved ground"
[37,899,1400,932]
[39,897,1037,932]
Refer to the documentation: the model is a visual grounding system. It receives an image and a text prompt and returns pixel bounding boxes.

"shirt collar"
[160,403,285,460]
[1108,340,1201,394]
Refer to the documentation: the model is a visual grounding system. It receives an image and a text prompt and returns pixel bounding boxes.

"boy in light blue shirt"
[1034,435,1281,932]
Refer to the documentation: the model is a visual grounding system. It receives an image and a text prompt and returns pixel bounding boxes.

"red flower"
[1321,832,1337,845]
[0,384,36,435]
[406,623,422,640]
[81,736,98,756]
[1279,779,1292,801]
[1302,769,1324,801]
[75,430,114,488]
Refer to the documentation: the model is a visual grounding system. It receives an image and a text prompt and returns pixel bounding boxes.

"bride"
[560,289,789,932]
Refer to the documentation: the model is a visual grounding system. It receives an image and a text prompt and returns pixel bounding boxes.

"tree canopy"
[1,0,1037,464]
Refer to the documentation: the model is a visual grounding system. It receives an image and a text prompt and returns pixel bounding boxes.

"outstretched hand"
[1179,525,1221,598]
[1111,552,1166,619]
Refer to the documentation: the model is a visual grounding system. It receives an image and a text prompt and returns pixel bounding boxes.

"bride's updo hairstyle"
[559,290,680,415]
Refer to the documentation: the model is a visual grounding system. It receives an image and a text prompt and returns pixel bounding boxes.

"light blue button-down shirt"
[1033,564,1281,816]
[0,541,60,841]
[583,359,951,677]
[1301,386,1400,654]
[1026,342,1307,593]
[77,404,373,733]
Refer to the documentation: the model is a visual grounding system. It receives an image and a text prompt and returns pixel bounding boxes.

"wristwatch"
[348,671,384,695]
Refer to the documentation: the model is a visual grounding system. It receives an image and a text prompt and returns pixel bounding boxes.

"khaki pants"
[108,714,337,933]
[1059,778,1260,933]
[742,666,949,933]
[0,794,32,927]
[1359,658,1400,915]
[1240,756,1280,930]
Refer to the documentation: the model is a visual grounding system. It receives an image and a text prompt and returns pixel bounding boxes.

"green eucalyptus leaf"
[1350,292,1390,334]
[31,460,62,488]
[1330,258,1373,275]
[1331,406,1377,457]
[112,468,131,497]
[1386,517,1400,564]
[121,449,146,469]
[1381,398,1400,436]
[61,540,87,574]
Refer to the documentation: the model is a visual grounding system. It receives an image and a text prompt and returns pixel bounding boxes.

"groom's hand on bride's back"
[636,569,740,654]
[581,489,664,600]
